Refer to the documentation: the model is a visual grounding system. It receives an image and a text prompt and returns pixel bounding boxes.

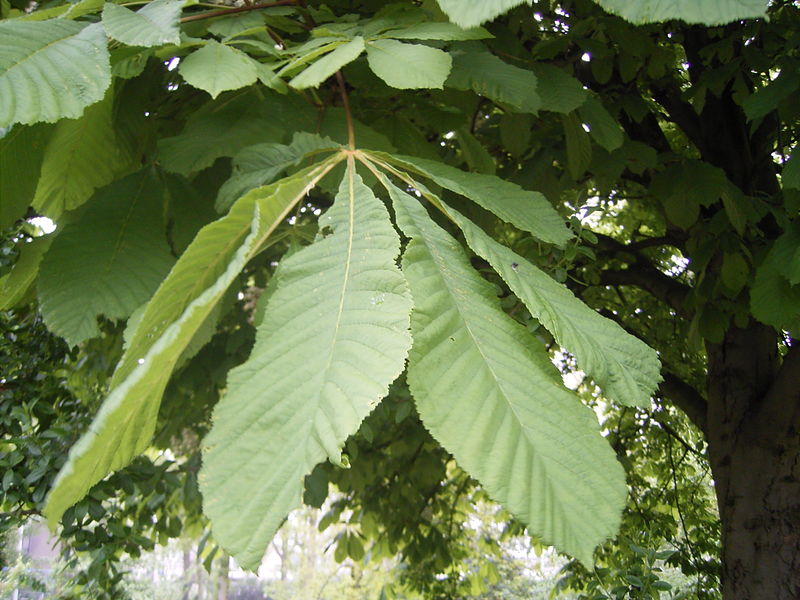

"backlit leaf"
[43,157,343,528]
[200,160,412,570]
[594,0,768,25]
[436,0,532,28]
[444,203,661,408]
[384,175,626,565]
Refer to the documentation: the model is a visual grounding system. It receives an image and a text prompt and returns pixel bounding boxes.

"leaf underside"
[594,0,768,25]
[442,201,661,408]
[382,173,626,565]
[371,151,572,247]
[43,160,340,528]
[436,0,533,28]
[200,160,412,570]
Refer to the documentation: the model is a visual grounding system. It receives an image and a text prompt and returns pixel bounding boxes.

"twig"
[336,71,356,149]
[667,436,703,595]
[180,0,298,24]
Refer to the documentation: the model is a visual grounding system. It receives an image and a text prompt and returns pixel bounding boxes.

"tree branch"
[590,232,692,316]
[627,235,686,251]
[599,268,691,317]
[652,411,706,458]
[658,372,708,434]
[587,301,707,431]
[180,0,298,24]
[336,71,355,149]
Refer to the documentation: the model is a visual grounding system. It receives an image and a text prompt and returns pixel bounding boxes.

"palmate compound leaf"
[43,157,343,528]
[38,168,176,346]
[441,202,661,408]
[594,0,768,25]
[377,173,626,564]
[101,0,183,48]
[367,151,572,247]
[436,0,533,28]
[0,21,110,128]
[200,158,413,570]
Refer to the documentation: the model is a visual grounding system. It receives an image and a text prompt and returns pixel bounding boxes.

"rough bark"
[706,323,800,599]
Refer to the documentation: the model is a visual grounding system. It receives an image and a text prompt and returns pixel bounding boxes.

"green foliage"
[447,46,541,114]
[38,168,176,345]
[31,90,135,219]
[42,162,336,529]
[751,222,800,334]
[365,38,452,89]
[441,204,660,408]
[290,37,365,89]
[179,41,260,99]
[436,0,533,28]
[201,161,413,570]
[594,0,769,24]
[0,20,109,127]
[0,299,200,598]
[376,152,572,246]
[384,173,626,564]
[101,0,182,48]
[1,0,797,596]
[0,124,50,228]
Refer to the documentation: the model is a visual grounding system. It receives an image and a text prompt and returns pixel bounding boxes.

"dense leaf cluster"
[1,0,797,597]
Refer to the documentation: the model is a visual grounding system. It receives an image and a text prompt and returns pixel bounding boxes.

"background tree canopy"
[1,0,798,598]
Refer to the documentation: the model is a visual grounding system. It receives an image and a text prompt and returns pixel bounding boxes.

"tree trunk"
[706,323,800,598]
